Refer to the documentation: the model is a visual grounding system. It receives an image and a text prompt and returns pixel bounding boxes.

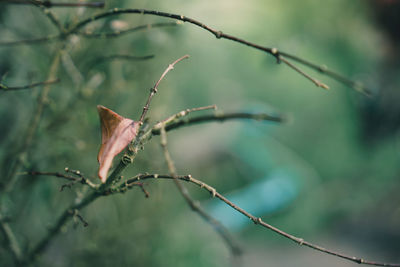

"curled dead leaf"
[97,105,139,183]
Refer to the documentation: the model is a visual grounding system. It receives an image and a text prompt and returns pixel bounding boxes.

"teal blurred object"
[207,114,304,230]
[208,168,300,230]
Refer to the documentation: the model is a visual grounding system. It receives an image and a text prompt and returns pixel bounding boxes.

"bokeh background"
[1,0,400,266]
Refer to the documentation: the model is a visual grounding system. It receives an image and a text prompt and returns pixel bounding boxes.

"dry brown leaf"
[97,105,139,183]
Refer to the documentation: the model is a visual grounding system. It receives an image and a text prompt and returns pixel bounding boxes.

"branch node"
[122,155,133,165]
[215,31,223,39]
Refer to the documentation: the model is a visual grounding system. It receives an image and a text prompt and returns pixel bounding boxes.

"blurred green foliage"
[0,0,399,266]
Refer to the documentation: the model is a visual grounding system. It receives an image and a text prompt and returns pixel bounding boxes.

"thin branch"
[279,51,372,97]
[159,126,242,256]
[120,174,400,267]
[36,4,65,32]
[71,210,89,227]
[153,105,217,130]
[68,8,369,94]
[90,54,154,68]
[100,54,155,61]
[80,22,179,39]
[0,213,22,265]
[138,54,189,125]
[22,107,283,264]
[151,110,284,136]
[3,0,105,8]
[25,190,99,263]
[0,78,59,91]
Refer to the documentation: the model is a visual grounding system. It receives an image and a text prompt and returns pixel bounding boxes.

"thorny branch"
[158,114,242,256]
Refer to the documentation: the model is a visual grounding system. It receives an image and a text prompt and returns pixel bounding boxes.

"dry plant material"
[97,105,139,183]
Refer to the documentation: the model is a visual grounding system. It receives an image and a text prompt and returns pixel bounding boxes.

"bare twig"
[80,22,179,38]
[88,54,155,69]
[278,51,372,97]
[3,0,105,8]
[0,213,22,265]
[97,54,154,61]
[70,209,89,227]
[0,22,178,47]
[4,48,63,193]
[35,3,65,32]
[0,34,59,46]
[0,78,59,91]
[120,173,400,267]
[26,190,99,262]
[278,56,329,90]
[68,8,369,94]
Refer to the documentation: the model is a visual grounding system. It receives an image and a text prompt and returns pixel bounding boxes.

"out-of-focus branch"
[152,110,284,136]
[138,55,189,125]
[158,118,242,256]
[80,22,179,38]
[3,0,105,8]
[22,168,99,190]
[0,213,22,265]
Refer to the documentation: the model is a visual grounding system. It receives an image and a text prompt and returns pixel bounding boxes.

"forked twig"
[0,78,59,91]
[80,22,179,39]
[22,169,98,190]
